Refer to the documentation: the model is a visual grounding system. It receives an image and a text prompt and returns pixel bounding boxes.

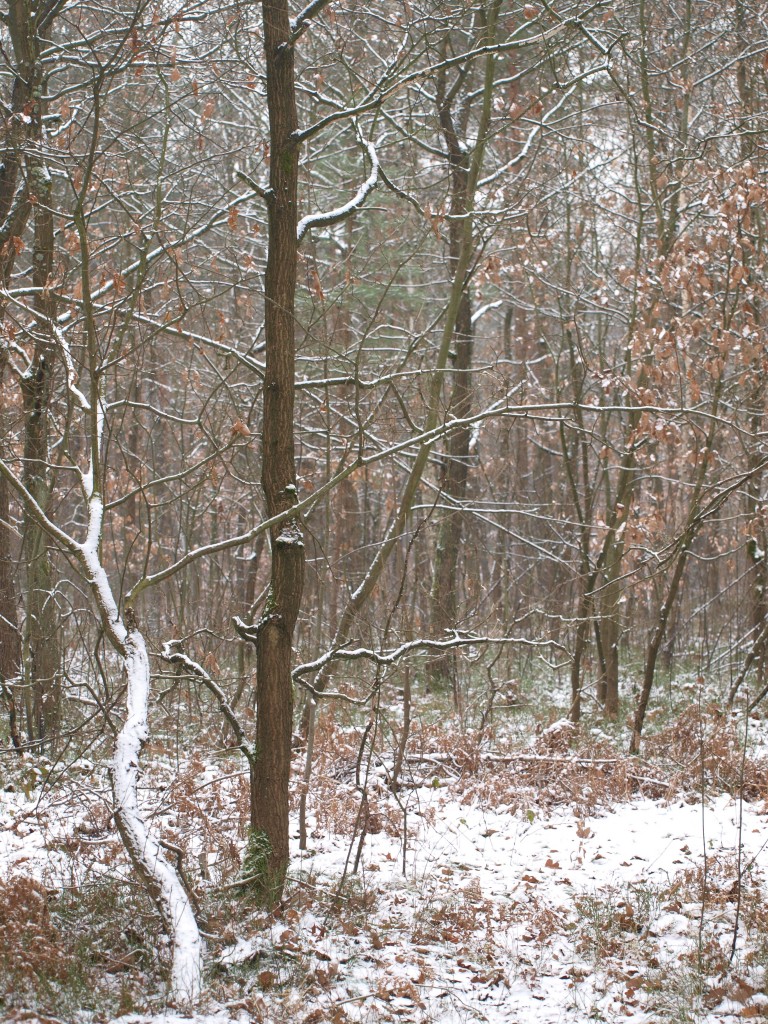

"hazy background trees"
[2,0,768,982]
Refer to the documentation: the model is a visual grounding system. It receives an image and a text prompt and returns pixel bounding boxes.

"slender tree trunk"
[247,0,305,903]
[21,354,60,745]
[427,36,476,699]
[630,384,723,753]
[630,542,690,754]
[599,548,624,718]
[735,0,767,694]
[299,6,500,733]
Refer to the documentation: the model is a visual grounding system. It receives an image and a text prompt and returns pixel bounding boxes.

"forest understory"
[2,0,768,1021]
[2,671,768,1024]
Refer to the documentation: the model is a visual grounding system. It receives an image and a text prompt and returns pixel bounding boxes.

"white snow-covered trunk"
[111,625,203,1004]
[80,493,202,1003]
[2,317,204,1003]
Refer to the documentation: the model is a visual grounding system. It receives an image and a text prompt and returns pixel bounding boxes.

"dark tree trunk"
[0,1,39,751]
[248,0,305,903]
[426,29,478,700]
[427,300,473,699]
[8,4,61,747]
[0,464,22,750]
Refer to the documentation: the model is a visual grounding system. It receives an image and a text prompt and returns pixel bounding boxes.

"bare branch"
[160,642,255,764]
[290,0,335,42]
[297,132,379,244]
[293,631,564,684]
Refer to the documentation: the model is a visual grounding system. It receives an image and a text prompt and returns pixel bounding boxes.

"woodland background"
[1,0,768,1017]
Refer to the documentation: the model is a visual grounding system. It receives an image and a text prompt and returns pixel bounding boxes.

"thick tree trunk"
[11,4,60,747]
[249,0,305,903]
[21,210,61,745]
[0,468,22,749]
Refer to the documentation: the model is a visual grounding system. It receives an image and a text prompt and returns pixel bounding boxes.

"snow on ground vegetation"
[1,701,768,1023]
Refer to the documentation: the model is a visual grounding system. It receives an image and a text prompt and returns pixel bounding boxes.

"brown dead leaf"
[231,419,251,438]
[731,979,759,1005]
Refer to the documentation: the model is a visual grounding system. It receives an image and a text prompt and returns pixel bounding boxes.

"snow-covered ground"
[1,710,768,1023]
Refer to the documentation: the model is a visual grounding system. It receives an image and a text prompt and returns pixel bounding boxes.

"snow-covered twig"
[297,131,378,244]
[293,631,563,682]
[478,83,579,188]
[295,18,575,145]
[471,299,503,324]
[290,0,334,41]
[53,324,90,413]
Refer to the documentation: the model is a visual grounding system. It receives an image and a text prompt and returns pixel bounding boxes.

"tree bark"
[10,2,61,746]
[248,0,305,903]
[0,465,21,749]
[427,32,476,701]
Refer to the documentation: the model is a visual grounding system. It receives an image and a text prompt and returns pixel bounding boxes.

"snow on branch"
[471,299,503,324]
[293,631,564,690]
[297,130,379,245]
[290,0,334,41]
[30,187,263,329]
[161,641,255,765]
[478,83,579,189]
[113,627,203,1004]
[53,324,90,413]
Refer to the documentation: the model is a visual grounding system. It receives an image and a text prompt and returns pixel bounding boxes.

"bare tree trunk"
[601,604,621,718]
[21,133,61,746]
[0,1,45,751]
[0,466,21,749]
[630,541,690,754]
[598,549,624,719]
[247,0,305,903]
[427,32,476,699]
[630,387,723,753]
[10,3,61,747]
[735,0,767,695]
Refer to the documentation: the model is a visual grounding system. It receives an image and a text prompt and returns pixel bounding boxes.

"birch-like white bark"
[0,354,204,1003]
[112,626,203,1004]
[80,507,203,1004]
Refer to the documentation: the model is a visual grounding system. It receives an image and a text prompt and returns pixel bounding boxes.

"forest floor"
[2,685,768,1024]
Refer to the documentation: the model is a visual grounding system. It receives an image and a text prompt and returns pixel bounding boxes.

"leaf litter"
[1,707,768,1023]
